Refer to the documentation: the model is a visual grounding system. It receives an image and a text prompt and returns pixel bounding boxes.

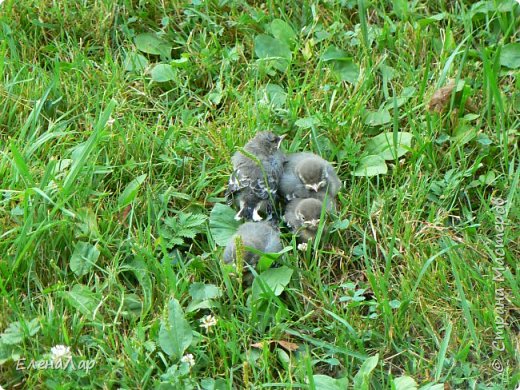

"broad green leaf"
[60,284,101,318]
[476,133,492,145]
[186,299,219,313]
[207,82,223,105]
[150,64,176,82]
[0,341,14,364]
[393,376,418,390]
[209,203,241,246]
[167,213,207,231]
[364,109,392,126]
[353,155,388,177]
[189,283,222,301]
[118,174,147,207]
[499,43,520,69]
[254,34,292,72]
[365,132,413,160]
[75,207,99,237]
[334,60,360,83]
[200,378,228,390]
[353,354,379,390]
[257,246,292,272]
[252,266,293,300]
[158,299,193,359]
[124,52,148,72]
[471,0,516,16]
[321,46,350,62]
[162,212,207,248]
[417,13,446,27]
[269,19,296,47]
[295,116,320,129]
[122,259,153,315]
[479,171,496,185]
[0,318,40,345]
[331,219,350,231]
[389,299,401,309]
[452,124,477,146]
[419,384,445,390]
[134,33,171,56]
[171,54,190,68]
[393,0,409,19]
[380,64,396,81]
[463,113,480,122]
[383,87,416,109]
[312,374,349,390]
[321,46,359,84]
[259,84,287,108]
[254,35,292,60]
[123,294,143,315]
[70,241,100,277]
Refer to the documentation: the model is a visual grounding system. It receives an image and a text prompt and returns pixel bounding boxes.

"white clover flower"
[50,345,72,362]
[180,353,195,368]
[200,314,217,332]
[297,242,308,251]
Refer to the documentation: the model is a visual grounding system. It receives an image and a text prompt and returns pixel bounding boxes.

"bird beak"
[310,184,320,192]
[303,219,320,229]
[277,134,286,149]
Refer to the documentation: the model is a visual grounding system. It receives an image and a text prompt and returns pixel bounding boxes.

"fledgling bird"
[284,197,331,243]
[279,152,341,202]
[226,131,285,221]
[223,221,282,267]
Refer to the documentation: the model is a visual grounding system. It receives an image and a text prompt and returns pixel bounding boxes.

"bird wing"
[226,169,275,198]
[226,158,280,199]
[325,164,341,195]
[283,201,300,229]
[226,168,249,197]
[250,176,278,199]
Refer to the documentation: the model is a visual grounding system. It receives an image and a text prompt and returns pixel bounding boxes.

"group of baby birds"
[223,131,341,269]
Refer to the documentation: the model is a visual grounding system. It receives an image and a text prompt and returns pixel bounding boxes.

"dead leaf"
[251,340,299,352]
[277,340,299,351]
[428,80,478,114]
[117,204,132,225]
[428,80,457,113]
[464,96,478,113]
[251,342,265,349]
[121,205,132,221]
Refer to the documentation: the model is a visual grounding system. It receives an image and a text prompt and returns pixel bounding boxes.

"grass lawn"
[0,0,519,388]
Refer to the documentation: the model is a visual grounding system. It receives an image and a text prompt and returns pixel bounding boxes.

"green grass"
[1,0,519,388]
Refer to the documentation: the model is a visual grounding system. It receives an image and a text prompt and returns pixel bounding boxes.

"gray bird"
[223,221,282,267]
[226,131,285,221]
[284,197,331,243]
[279,152,341,202]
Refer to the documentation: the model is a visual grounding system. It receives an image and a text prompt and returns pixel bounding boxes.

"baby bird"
[223,221,282,267]
[227,131,285,221]
[279,152,341,202]
[284,198,330,243]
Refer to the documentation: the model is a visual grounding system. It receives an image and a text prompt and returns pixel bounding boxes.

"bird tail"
[235,201,281,222]
[235,205,254,221]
